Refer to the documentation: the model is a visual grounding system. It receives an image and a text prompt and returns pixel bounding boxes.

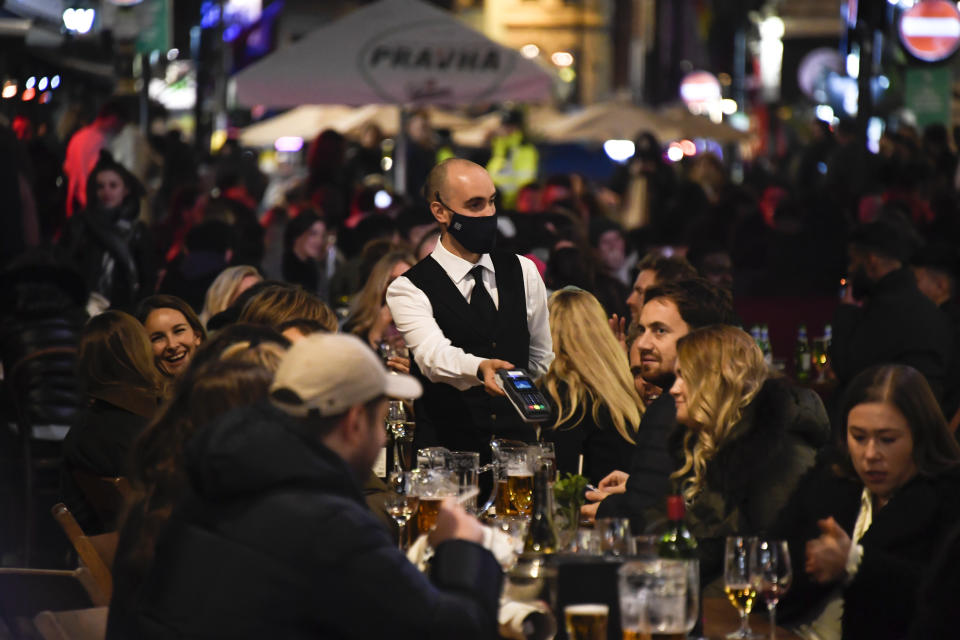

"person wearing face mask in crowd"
[831,219,953,406]
[386,158,553,464]
[61,151,156,311]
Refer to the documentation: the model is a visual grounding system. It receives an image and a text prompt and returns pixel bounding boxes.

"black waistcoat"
[403,252,536,457]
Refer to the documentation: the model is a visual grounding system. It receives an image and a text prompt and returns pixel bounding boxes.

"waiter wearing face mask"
[386,158,553,461]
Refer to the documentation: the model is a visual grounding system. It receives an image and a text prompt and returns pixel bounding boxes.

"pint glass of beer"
[410,468,458,534]
[564,603,609,640]
[493,444,532,517]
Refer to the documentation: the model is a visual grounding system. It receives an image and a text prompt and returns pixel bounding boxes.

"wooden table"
[702,598,802,639]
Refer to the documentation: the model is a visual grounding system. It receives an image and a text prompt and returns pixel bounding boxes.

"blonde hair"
[219,340,287,372]
[542,288,642,444]
[671,325,768,503]
[345,250,416,341]
[239,284,338,332]
[200,265,262,327]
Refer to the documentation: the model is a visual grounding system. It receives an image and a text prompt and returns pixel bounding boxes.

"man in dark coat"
[120,334,502,639]
[912,243,960,427]
[832,221,954,403]
[583,278,738,523]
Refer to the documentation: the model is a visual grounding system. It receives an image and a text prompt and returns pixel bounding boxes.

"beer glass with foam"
[564,603,608,640]
[493,444,532,517]
[410,468,457,534]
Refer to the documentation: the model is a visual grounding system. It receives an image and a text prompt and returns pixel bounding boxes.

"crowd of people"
[1,96,959,639]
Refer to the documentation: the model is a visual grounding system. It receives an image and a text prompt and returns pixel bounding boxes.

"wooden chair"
[0,568,107,639]
[70,471,131,532]
[50,504,117,601]
[33,607,108,640]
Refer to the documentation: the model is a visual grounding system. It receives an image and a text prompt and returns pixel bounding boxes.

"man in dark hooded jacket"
[123,333,502,639]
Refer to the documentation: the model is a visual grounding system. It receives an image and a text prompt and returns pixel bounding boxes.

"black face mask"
[437,194,497,255]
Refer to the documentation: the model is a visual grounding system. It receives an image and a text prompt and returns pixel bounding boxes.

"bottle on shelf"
[749,325,762,348]
[760,325,773,367]
[657,495,698,559]
[523,464,558,554]
[795,324,811,382]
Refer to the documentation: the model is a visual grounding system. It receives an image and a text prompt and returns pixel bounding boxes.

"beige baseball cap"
[270,333,421,417]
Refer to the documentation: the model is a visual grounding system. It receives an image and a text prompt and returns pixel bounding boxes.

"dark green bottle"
[523,466,558,554]
[657,495,698,559]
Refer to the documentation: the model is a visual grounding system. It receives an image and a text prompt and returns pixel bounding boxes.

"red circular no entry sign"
[899,0,960,62]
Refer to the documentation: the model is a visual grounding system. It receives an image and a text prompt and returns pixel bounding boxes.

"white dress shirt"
[386,236,553,391]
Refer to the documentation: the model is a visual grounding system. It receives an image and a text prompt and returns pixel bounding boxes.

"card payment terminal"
[496,369,552,423]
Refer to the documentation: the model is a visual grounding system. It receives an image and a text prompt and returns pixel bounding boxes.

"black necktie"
[469,265,497,327]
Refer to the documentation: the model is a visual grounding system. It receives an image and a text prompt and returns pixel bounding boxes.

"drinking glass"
[536,441,557,483]
[496,515,530,560]
[505,448,535,516]
[630,534,659,559]
[596,517,632,557]
[564,603,608,640]
[448,451,480,514]
[724,536,761,639]
[811,338,829,382]
[377,327,409,369]
[492,444,533,517]
[751,539,792,639]
[410,468,458,534]
[417,446,451,469]
[385,401,407,472]
[618,558,698,640]
[571,528,603,556]
[384,471,419,552]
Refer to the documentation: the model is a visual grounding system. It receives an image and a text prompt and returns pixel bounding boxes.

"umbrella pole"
[394,106,410,196]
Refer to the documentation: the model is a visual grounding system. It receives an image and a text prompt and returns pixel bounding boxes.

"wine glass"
[384,472,419,552]
[385,400,406,473]
[751,539,792,639]
[378,328,410,373]
[724,536,761,639]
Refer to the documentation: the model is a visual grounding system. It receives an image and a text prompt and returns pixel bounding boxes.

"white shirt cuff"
[844,543,863,583]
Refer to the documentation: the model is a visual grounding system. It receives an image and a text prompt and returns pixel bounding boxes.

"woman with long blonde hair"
[540,287,643,484]
[667,325,829,588]
[199,265,262,327]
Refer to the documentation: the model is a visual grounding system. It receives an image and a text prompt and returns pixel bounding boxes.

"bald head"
[423,158,487,204]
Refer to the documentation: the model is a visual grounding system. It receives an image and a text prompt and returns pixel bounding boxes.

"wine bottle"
[657,495,698,559]
[523,466,558,554]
